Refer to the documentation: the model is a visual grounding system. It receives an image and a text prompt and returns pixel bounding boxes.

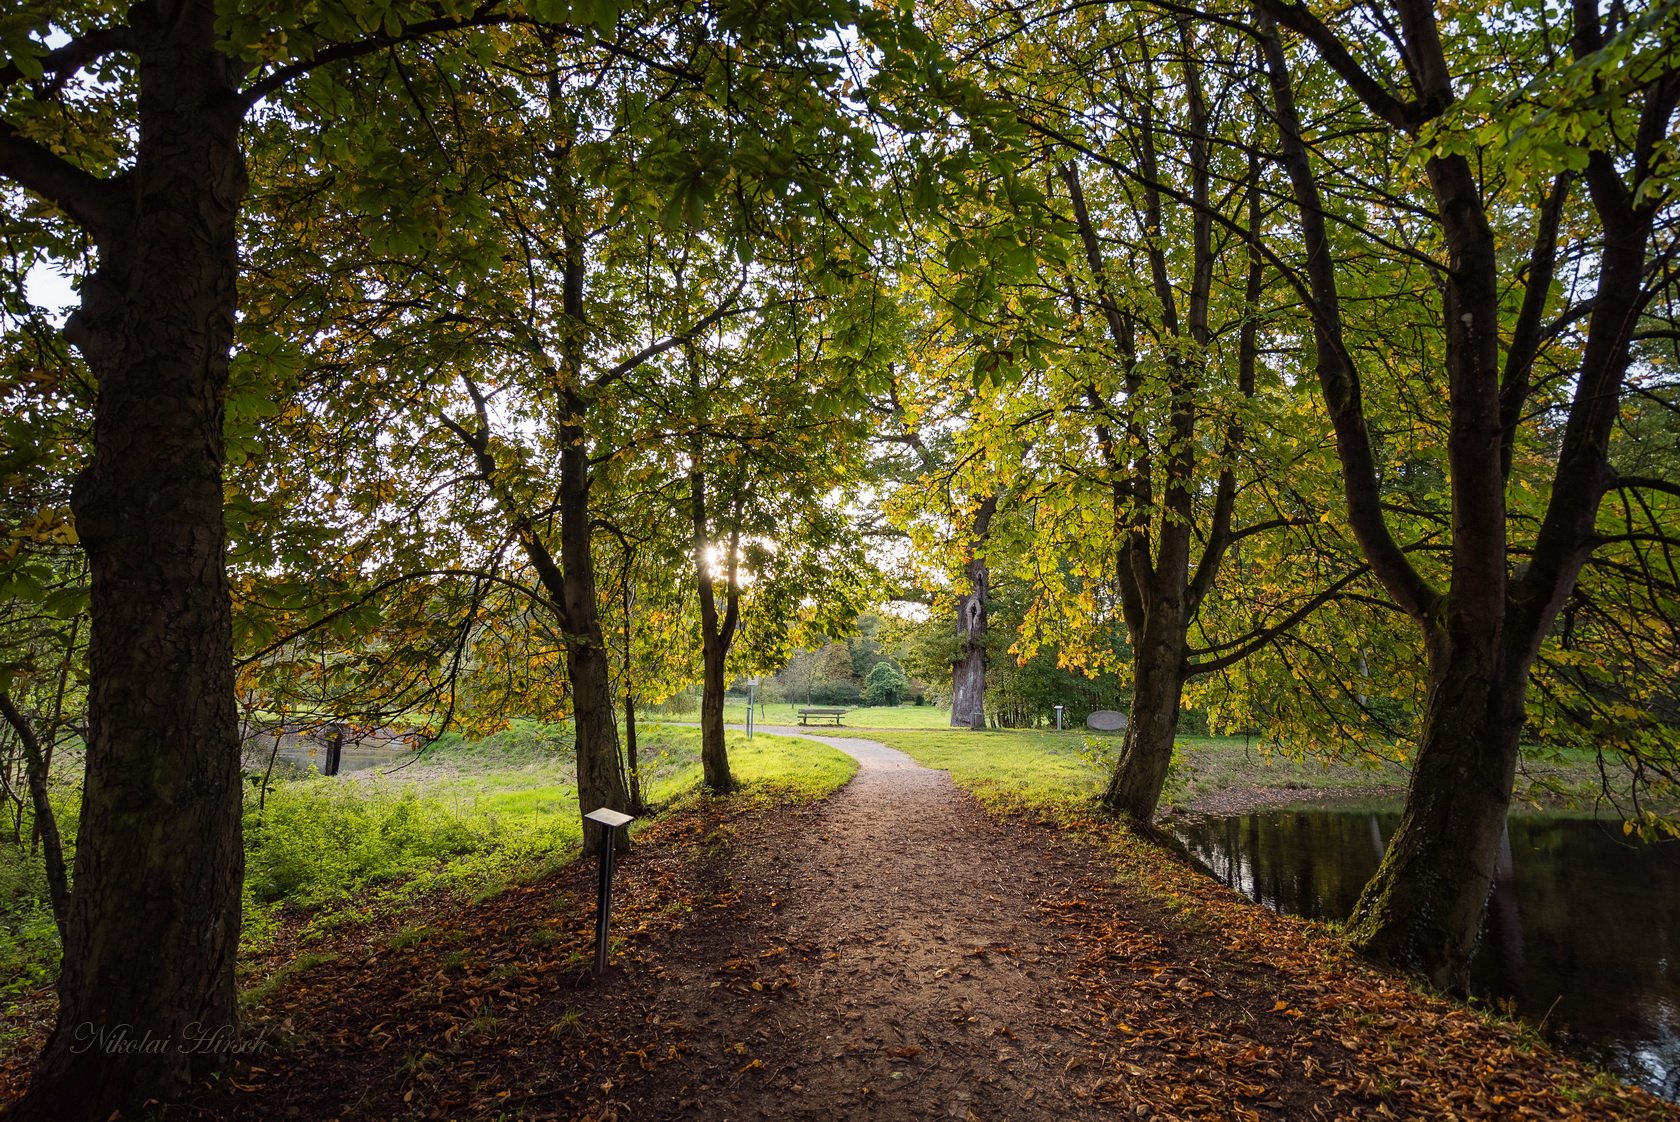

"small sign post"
[1054,704,1064,732]
[583,807,635,975]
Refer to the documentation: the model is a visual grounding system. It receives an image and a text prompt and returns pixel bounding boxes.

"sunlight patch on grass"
[240,950,339,1009]
[640,725,857,804]
[864,728,1110,815]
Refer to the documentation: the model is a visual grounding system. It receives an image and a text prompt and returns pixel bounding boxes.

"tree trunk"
[1252,1,1677,989]
[559,403,630,856]
[12,5,247,1115]
[689,470,737,793]
[699,640,734,791]
[1101,599,1189,822]
[950,496,997,730]
[323,725,344,777]
[623,690,646,816]
[1346,635,1527,991]
[0,692,69,941]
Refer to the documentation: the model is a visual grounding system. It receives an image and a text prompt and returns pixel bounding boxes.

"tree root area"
[2,739,1671,1121]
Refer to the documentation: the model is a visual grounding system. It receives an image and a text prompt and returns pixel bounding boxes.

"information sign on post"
[582,807,635,974]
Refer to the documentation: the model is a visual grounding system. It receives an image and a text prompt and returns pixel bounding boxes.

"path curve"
[621,728,1111,1120]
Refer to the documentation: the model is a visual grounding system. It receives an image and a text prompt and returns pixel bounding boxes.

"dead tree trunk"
[950,495,997,730]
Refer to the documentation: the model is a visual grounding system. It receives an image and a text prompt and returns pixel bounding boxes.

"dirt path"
[617,730,1111,1120]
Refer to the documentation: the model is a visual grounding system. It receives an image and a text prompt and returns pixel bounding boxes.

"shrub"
[808,680,862,706]
[862,661,911,706]
[244,782,486,906]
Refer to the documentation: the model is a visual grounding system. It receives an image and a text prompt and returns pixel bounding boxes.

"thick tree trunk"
[950,496,996,730]
[1346,635,1527,992]
[1253,0,1676,992]
[1101,601,1189,822]
[949,573,988,730]
[559,408,630,856]
[12,6,247,1116]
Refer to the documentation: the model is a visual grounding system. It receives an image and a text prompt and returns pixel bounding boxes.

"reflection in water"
[1175,808,1680,1100]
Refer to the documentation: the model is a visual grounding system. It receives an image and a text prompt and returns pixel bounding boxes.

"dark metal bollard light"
[583,807,635,974]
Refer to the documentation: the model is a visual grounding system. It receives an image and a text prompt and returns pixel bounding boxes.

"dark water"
[249,737,414,776]
[1175,807,1680,1099]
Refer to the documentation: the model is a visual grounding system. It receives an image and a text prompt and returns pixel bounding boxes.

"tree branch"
[589,283,752,390]
[0,24,135,94]
[0,122,124,238]
[1252,0,1419,130]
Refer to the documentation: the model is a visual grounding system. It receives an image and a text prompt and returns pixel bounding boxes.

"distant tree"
[863,661,911,706]
[814,641,859,686]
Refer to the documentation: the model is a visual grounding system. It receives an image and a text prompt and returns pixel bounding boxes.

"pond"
[244,731,417,777]
[1174,805,1680,1100]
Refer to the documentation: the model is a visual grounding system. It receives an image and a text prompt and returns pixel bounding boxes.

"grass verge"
[862,727,1648,819]
[0,720,856,1057]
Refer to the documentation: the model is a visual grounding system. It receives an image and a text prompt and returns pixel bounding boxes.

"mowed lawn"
[721,701,954,729]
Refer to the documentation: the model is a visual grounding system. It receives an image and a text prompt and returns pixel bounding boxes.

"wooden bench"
[796,707,848,726]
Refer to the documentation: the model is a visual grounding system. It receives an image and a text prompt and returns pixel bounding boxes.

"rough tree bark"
[4,4,247,1116]
[1101,603,1190,817]
[949,495,997,730]
[559,408,633,852]
[557,230,632,854]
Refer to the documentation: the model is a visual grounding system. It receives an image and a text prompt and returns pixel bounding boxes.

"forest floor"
[3,732,1673,1121]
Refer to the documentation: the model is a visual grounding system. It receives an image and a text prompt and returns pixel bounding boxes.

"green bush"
[862,661,911,706]
[425,718,573,766]
[0,786,79,1007]
[0,857,61,1003]
[809,680,861,706]
[244,782,488,906]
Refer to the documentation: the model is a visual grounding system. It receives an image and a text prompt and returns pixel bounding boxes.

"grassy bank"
[241,722,856,945]
[860,727,1409,817]
[0,721,856,1050]
[861,727,1652,821]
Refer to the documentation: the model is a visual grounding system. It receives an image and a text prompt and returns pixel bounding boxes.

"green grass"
[1159,737,1412,808]
[721,701,954,729]
[869,728,1326,816]
[860,728,1112,815]
[708,729,861,796]
[235,722,856,951]
[862,728,1411,818]
[861,726,1653,822]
